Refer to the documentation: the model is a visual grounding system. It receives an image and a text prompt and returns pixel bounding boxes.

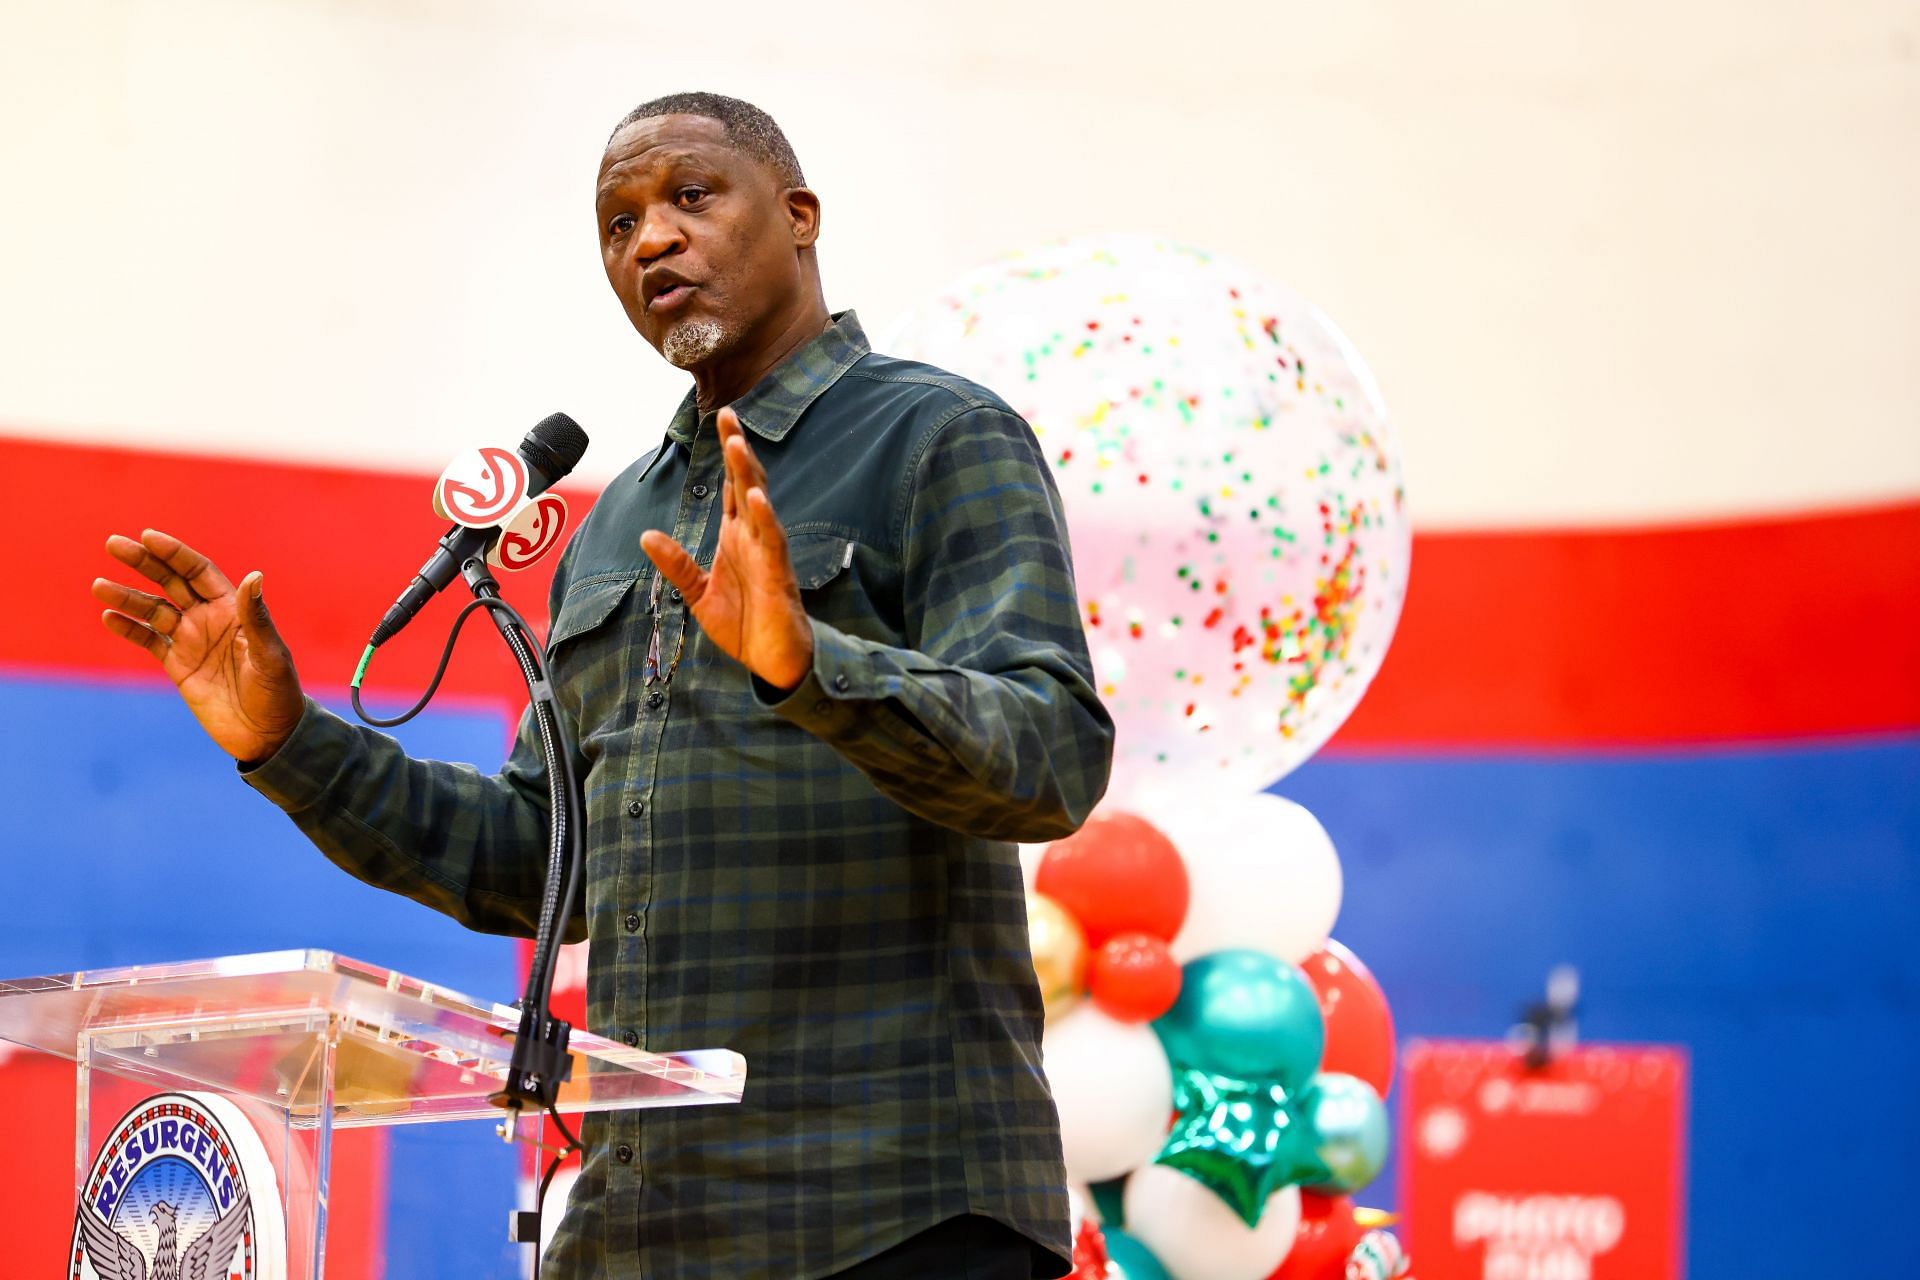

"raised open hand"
[92,529,304,764]
[640,406,814,693]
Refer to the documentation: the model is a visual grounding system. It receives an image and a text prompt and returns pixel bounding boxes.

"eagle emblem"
[71,1093,281,1280]
[78,1198,251,1280]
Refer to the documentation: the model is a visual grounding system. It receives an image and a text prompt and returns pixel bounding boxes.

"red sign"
[1400,1040,1687,1280]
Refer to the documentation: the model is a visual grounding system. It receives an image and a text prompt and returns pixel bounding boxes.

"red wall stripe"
[11,435,1918,747]
[1331,500,1920,749]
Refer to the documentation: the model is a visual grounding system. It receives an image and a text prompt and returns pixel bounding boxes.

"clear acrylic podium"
[0,949,746,1278]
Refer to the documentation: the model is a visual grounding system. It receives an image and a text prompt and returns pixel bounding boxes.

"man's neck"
[692,302,832,413]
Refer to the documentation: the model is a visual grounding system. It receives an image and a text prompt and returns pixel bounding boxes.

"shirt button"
[668,586,683,603]
[833,673,851,693]
[622,1030,640,1047]
[645,690,665,710]
[627,798,645,818]
[623,912,641,933]
[691,484,709,499]
[615,1143,634,1164]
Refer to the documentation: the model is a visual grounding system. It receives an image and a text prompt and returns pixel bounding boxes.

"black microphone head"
[520,412,590,488]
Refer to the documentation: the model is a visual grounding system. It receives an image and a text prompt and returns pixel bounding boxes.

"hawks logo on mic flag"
[435,445,531,528]
[488,492,570,571]
[72,1091,287,1280]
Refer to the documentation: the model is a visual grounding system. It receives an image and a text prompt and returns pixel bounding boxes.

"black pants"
[825,1215,1039,1280]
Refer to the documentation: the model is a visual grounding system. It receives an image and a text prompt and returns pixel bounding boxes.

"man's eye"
[675,188,708,208]
[607,213,635,236]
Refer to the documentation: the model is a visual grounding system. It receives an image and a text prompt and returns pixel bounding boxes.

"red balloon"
[1268,1193,1364,1280]
[1298,939,1396,1096]
[1036,811,1189,946]
[1070,1217,1111,1279]
[1088,932,1183,1022]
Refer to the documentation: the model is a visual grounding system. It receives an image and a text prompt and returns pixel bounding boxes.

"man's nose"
[634,208,685,262]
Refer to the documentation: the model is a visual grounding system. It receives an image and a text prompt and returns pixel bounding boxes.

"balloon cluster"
[1032,797,1406,1280]
[900,234,1418,1279]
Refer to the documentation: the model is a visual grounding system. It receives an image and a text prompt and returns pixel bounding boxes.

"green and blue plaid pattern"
[244,312,1113,1278]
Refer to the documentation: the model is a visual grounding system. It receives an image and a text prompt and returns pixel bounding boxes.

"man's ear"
[786,187,821,249]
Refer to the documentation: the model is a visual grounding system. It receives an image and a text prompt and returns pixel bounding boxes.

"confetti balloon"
[891,234,1410,800]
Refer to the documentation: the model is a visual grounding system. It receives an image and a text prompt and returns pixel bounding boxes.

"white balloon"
[1123,1164,1301,1280]
[889,234,1411,797]
[1154,793,1342,964]
[1069,1180,1096,1235]
[1043,1005,1175,1183]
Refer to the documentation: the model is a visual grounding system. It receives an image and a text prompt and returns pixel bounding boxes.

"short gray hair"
[609,91,806,188]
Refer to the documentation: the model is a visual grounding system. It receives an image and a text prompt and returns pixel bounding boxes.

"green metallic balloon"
[1103,1227,1174,1280]
[1295,1071,1390,1193]
[1152,949,1326,1087]
[1153,1064,1305,1227]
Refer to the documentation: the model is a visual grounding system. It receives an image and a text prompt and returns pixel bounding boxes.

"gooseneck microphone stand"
[349,540,587,1264]
[458,553,585,1117]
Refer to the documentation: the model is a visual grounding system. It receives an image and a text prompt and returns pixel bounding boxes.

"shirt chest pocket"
[545,573,645,745]
[787,531,900,644]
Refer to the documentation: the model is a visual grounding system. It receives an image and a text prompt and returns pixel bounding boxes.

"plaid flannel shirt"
[243,312,1114,1279]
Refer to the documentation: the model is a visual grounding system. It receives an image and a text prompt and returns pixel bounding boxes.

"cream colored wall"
[2,0,1915,526]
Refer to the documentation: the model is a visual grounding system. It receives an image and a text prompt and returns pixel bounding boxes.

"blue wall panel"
[10,673,1917,1277]
[0,675,529,1277]
[1282,738,1920,1279]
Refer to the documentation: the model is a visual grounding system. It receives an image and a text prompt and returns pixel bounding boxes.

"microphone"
[368,412,590,649]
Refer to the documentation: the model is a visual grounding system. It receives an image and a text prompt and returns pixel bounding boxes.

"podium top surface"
[0,949,745,1127]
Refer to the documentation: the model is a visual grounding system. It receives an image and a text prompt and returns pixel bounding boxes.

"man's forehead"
[600,114,732,177]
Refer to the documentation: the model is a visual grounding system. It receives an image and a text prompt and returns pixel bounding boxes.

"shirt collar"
[664,310,869,448]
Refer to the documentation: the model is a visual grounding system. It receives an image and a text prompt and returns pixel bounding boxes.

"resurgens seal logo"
[71,1091,286,1280]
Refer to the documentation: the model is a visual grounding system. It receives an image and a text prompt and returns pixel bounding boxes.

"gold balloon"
[1027,891,1090,1021]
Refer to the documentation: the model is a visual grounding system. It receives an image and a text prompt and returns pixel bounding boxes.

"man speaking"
[91,92,1113,1279]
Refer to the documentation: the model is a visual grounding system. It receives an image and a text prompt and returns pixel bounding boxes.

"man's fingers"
[236,571,296,682]
[235,571,279,648]
[100,610,170,660]
[91,578,182,635]
[139,528,235,600]
[744,486,789,559]
[640,531,707,602]
[724,436,775,543]
[721,419,769,490]
[105,534,200,610]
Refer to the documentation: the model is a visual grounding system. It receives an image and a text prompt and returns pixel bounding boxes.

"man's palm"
[640,408,813,692]
[94,530,304,763]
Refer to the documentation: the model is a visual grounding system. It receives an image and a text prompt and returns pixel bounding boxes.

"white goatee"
[662,319,728,369]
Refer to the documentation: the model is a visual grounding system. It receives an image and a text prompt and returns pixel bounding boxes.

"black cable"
[348,595,527,728]
[530,1104,585,1280]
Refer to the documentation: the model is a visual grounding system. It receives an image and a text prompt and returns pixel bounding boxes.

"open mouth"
[649,283,694,311]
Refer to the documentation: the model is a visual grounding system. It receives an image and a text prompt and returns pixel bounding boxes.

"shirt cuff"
[237,696,356,813]
[752,617,871,737]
